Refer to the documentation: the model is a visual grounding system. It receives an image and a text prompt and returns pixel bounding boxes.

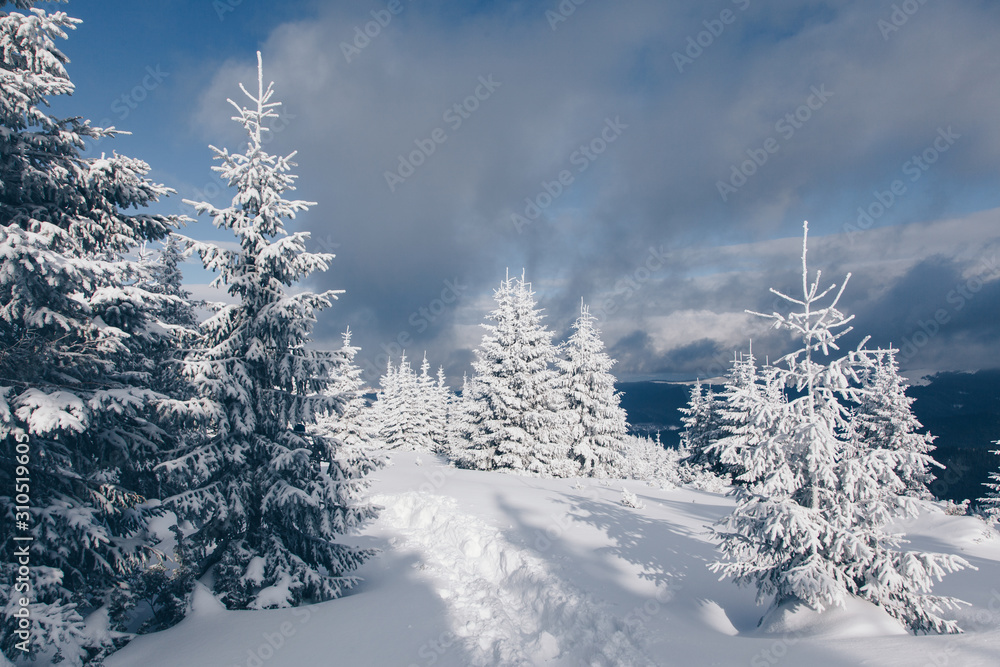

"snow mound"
[692,599,739,636]
[374,491,656,666]
[755,597,907,638]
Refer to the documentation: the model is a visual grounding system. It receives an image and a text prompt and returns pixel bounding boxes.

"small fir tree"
[557,301,627,477]
[711,222,969,635]
[457,271,571,476]
[979,442,1000,524]
[848,349,938,499]
[314,329,380,454]
[428,365,452,453]
[446,373,474,457]
[679,380,725,470]
[707,350,788,483]
[147,234,199,329]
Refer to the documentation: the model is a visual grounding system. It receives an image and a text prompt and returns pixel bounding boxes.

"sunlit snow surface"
[108,451,1000,667]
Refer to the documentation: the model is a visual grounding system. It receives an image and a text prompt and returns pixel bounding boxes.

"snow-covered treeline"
[357,271,636,481]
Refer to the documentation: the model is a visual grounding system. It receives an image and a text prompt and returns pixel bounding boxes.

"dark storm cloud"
[188,0,1000,383]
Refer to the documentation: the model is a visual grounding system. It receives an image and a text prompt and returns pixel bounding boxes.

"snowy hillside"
[108,451,1000,667]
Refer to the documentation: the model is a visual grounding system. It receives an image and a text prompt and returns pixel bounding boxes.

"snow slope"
[108,452,1000,666]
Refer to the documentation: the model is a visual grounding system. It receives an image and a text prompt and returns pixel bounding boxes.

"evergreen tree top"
[181,52,335,301]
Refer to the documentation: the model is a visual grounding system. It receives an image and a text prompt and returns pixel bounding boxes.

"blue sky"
[31,0,1000,384]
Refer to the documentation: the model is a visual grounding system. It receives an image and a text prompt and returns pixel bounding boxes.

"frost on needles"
[156,53,380,611]
[710,222,972,635]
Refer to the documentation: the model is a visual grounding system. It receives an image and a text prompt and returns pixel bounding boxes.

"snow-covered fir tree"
[980,442,1000,524]
[367,358,397,447]
[679,379,725,470]
[711,222,970,634]
[372,355,416,450]
[147,234,199,329]
[848,349,937,499]
[706,350,787,483]
[156,53,379,611]
[314,329,380,455]
[428,364,451,452]
[0,3,186,662]
[618,434,682,486]
[370,353,448,452]
[557,301,627,477]
[446,373,474,456]
[414,353,443,451]
[456,271,572,476]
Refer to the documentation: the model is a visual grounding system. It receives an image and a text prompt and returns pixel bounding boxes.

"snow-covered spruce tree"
[156,53,379,610]
[710,222,970,635]
[427,364,451,453]
[368,353,447,452]
[980,442,1000,524]
[446,373,474,456]
[313,329,380,455]
[372,355,418,450]
[0,3,190,662]
[848,349,937,499]
[412,353,442,451]
[147,234,199,329]
[679,379,725,470]
[457,271,572,476]
[366,358,396,447]
[557,301,627,477]
[706,350,788,484]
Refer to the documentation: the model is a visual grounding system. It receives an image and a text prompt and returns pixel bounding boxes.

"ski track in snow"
[373,491,655,667]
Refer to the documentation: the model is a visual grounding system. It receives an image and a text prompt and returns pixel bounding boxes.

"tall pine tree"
[1,3,185,662]
[156,53,379,610]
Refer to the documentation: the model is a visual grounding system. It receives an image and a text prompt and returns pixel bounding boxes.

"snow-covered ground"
[109,452,1000,666]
